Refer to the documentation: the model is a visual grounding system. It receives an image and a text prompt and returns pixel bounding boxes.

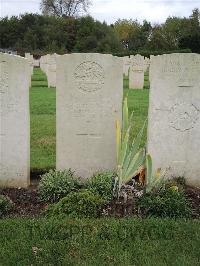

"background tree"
[74,16,122,53]
[114,19,152,51]
[114,19,140,49]
[0,8,199,55]
[40,0,91,17]
[179,8,200,53]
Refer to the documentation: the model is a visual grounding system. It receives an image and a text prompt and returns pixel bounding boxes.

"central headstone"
[129,55,144,89]
[0,53,30,187]
[148,53,200,186]
[56,53,123,178]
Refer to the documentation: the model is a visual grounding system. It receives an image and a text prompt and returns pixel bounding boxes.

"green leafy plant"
[45,190,107,218]
[137,189,192,218]
[0,195,14,218]
[145,154,167,193]
[113,97,146,198]
[88,172,114,202]
[38,169,81,203]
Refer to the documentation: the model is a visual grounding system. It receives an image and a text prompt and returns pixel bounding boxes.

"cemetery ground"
[0,68,200,265]
[0,217,199,265]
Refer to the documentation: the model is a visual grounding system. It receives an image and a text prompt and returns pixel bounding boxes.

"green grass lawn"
[30,69,56,171]
[30,68,149,171]
[0,218,199,265]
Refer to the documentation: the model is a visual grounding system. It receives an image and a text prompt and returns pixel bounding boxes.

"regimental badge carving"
[74,61,105,92]
[169,103,199,131]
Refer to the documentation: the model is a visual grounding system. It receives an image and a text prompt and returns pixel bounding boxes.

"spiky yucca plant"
[113,97,146,199]
[145,154,167,193]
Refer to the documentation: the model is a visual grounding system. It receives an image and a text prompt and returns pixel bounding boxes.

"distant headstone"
[148,53,200,186]
[129,55,144,89]
[0,53,30,187]
[40,54,50,75]
[25,53,34,86]
[144,57,150,72]
[33,59,40,67]
[47,54,58,88]
[25,53,34,72]
[56,53,123,178]
[123,56,130,76]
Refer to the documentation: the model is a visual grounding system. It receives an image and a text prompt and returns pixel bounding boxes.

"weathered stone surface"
[25,53,34,86]
[144,57,150,72]
[56,53,123,178]
[47,54,58,88]
[123,56,130,76]
[40,54,50,75]
[0,53,30,187]
[33,59,40,67]
[148,53,200,186]
[25,53,34,73]
[129,55,144,89]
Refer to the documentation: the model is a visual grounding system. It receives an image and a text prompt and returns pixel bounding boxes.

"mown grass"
[31,68,48,87]
[0,218,199,265]
[144,69,150,89]
[31,68,149,171]
[30,69,56,171]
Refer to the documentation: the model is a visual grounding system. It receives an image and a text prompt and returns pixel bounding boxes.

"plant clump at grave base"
[38,169,82,203]
[137,189,193,218]
[0,195,14,218]
[87,172,114,202]
[45,190,107,219]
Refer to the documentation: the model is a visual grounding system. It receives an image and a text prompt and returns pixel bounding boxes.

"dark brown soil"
[0,185,199,218]
[0,186,46,217]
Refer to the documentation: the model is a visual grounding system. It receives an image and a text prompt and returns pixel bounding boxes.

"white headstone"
[40,54,50,75]
[123,56,130,76]
[40,56,45,72]
[0,53,30,187]
[148,53,200,186]
[47,54,57,88]
[144,57,150,72]
[129,55,144,89]
[25,53,33,86]
[25,53,34,72]
[56,53,123,178]
[33,59,40,67]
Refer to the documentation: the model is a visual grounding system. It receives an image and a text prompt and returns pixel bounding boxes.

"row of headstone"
[0,52,123,186]
[123,54,150,89]
[27,52,71,88]
[24,53,34,87]
[40,54,58,88]
[0,52,199,187]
